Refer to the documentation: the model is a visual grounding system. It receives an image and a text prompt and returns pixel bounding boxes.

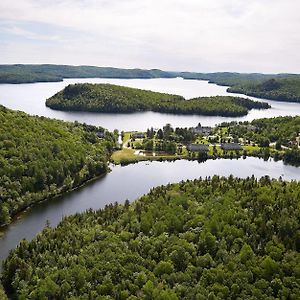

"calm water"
[0,77,300,131]
[1,157,300,262]
[1,78,300,263]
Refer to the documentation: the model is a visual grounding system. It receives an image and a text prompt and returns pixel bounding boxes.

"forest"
[2,64,300,104]
[46,83,270,117]
[0,65,273,85]
[0,105,116,226]
[227,78,300,102]
[0,65,175,84]
[2,176,300,299]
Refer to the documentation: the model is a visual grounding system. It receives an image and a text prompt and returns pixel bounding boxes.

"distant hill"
[0,64,175,84]
[227,78,300,102]
[1,64,299,102]
[178,72,299,86]
[46,83,270,117]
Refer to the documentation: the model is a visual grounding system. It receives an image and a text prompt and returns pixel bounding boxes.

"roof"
[132,133,145,139]
[187,144,209,152]
[221,143,242,150]
[192,126,213,134]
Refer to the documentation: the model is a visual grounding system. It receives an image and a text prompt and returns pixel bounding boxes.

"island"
[45,83,270,117]
[1,64,300,104]
[3,176,300,298]
[0,105,117,227]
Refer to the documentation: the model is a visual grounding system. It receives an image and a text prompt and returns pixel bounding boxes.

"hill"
[228,78,300,102]
[2,176,300,299]
[0,105,116,226]
[46,83,270,117]
[0,64,175,84]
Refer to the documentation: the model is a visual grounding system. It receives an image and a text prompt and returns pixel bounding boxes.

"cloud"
[0,0,299,72]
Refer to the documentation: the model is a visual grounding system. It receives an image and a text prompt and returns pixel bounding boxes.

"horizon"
[1,63,300,76]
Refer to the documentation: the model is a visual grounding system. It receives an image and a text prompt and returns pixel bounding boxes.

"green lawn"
[122,132,131,144]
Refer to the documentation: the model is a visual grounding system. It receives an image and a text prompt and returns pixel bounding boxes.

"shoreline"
[0,169,110,232]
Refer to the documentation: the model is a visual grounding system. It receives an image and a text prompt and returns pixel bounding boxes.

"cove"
[1,157,300,262]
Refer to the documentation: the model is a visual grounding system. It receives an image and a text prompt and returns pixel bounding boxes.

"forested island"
[46,83,270,117]
[3,176,300,299]
[0,105,116,226]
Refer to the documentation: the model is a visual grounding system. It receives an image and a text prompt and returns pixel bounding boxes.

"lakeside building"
[187,144,209,152]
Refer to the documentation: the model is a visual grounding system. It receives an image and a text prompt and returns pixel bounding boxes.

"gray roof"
[187,144,209,152]
[192,126,213,134]
[132,133,145,139]
[221,143,242,150]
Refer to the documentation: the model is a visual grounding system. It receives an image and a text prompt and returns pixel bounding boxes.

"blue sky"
[0,0,299,73]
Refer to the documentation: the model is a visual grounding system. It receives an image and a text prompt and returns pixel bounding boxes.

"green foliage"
[0,64,175,84]
[228,78,300,102]
[1,64,299,103]
[226,116,300,165]
[0,283,8,300]
[0,105,115,226]
[46,83,270,117]
[3,176,300,299]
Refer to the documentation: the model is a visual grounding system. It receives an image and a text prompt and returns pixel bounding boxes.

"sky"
[0,0,299,73]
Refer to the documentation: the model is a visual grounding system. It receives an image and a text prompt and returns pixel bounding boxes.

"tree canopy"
[228,78,300,102]
[46,83,270,117]
[3,176,300,299]
[0,105,116,226]
[0,64,175,84]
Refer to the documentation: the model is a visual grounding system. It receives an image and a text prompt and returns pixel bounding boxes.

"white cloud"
[0,0,299,72]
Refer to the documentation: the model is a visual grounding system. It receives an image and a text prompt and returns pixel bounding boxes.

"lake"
[1,157,300,262]
[1,77,300,263]
[1,77,300,131]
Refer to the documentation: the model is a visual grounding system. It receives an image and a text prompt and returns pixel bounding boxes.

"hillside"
[228,78,300,102]
[0,105,116,226]
[3,176,300,299]
[0,64,175,84]
[1,64,299,94]
[46,83,270,117]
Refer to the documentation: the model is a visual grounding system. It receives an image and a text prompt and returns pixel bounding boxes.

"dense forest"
[2,176,300,299]
[0,105,116,226]
[46,83,270,117]
[0,65,175,84]
[179,72,299,87]
[228,78,300,102]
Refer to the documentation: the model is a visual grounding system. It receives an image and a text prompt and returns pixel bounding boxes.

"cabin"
[187,144,209,152]
[132,133,145,139]
[192,124,213,135]
[221,143,242,151]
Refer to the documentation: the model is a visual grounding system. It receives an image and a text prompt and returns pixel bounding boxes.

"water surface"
[1,77,299,131]
[1,157,299,262]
